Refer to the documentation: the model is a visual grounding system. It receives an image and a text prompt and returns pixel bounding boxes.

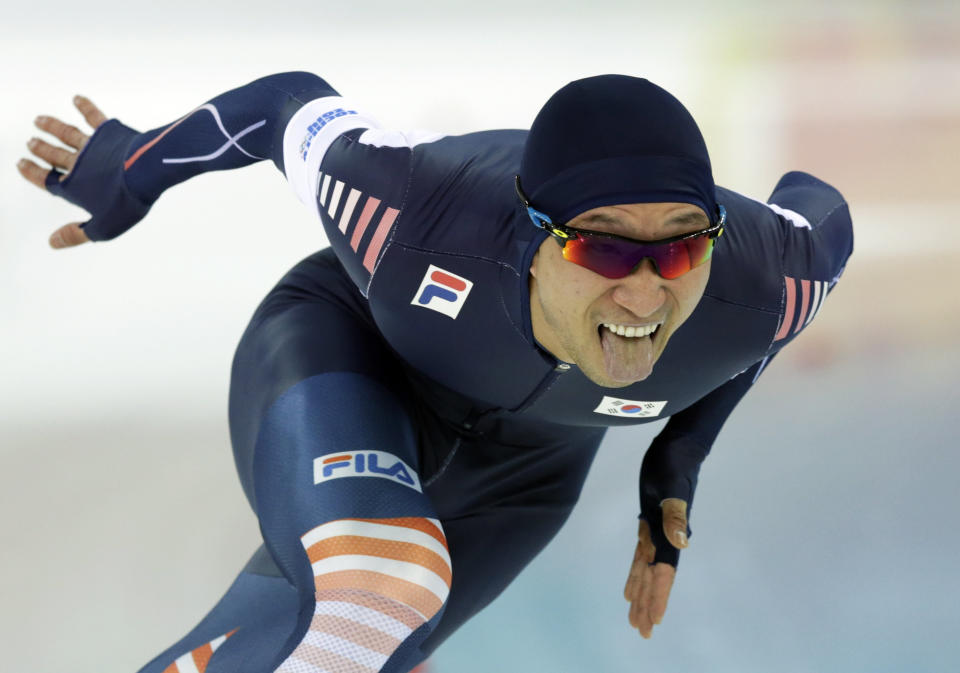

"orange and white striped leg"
[277,517,451,673]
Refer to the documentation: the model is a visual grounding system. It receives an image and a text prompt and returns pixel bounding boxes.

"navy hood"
[520,74,718,225]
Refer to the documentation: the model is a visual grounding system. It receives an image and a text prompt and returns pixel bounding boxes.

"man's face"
[529,202,712,388]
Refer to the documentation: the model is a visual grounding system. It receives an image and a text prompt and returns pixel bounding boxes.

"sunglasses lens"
[676,233,715,275]
[562,233,715,279]
[562,237,636,278]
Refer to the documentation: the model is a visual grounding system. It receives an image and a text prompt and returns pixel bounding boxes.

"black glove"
[639,432,708,566]
[46,119,152,241]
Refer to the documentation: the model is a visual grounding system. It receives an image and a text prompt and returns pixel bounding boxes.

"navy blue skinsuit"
[48,72,852,673]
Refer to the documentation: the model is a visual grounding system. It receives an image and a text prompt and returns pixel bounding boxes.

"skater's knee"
[304,516,450,621]
[280,516,450,672]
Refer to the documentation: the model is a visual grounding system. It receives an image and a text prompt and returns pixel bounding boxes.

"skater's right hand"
[19,96,152,248]
[17,96,110,248]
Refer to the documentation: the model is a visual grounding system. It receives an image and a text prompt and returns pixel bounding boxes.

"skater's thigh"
[142,249,456,673]
[228,247,413,510]
[422,421,606,653]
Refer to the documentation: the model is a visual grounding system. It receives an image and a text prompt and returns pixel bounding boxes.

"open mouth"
[598,322,661,339]
[595,321,662,383]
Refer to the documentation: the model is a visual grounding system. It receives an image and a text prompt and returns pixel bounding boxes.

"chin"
[612,371,654,387]
[584,367,654,388]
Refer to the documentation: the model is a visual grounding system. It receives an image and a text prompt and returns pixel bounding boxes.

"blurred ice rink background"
[2,1,959,671]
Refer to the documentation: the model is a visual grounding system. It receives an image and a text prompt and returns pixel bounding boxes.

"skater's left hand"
[623,497,688,639]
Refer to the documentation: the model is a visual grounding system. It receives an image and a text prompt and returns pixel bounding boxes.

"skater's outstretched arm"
[625,171,853,639]
[18,71,365,247]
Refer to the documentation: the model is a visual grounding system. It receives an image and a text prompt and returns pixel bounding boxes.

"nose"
[610,258,665,317]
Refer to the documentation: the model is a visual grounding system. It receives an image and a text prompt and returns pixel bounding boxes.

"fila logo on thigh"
[412,264,473,319]
[314,451,422,493]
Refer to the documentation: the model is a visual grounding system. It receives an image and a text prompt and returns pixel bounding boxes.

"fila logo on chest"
[411,264,474,319]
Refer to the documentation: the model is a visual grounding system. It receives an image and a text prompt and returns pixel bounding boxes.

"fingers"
[73,95,107,129]
[623,546,642,599]
[649,563,676,625]
[49,223,90,249]
[623,527,653,600]
[19,95,104,185]
[18,97,101,249]
[624,519,655,599]
[625,519,678,639]
[629,563,655,638]
[16,157,53,190]
[11,160,91,245]
[20,110,92,188]
[624,519,660,638]
[627,563,675,639]
[636,518,656,562]
[637,562,656,635]
[661,498,689,549]
[34,114,89,150]
[26,137,77,173]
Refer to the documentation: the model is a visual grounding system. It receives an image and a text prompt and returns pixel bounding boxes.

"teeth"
[604,323,659,338]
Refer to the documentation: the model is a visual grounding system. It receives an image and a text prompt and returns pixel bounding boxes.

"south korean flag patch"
[593,396,667,418]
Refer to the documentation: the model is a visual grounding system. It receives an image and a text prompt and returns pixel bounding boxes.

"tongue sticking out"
[600,328,656,383]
